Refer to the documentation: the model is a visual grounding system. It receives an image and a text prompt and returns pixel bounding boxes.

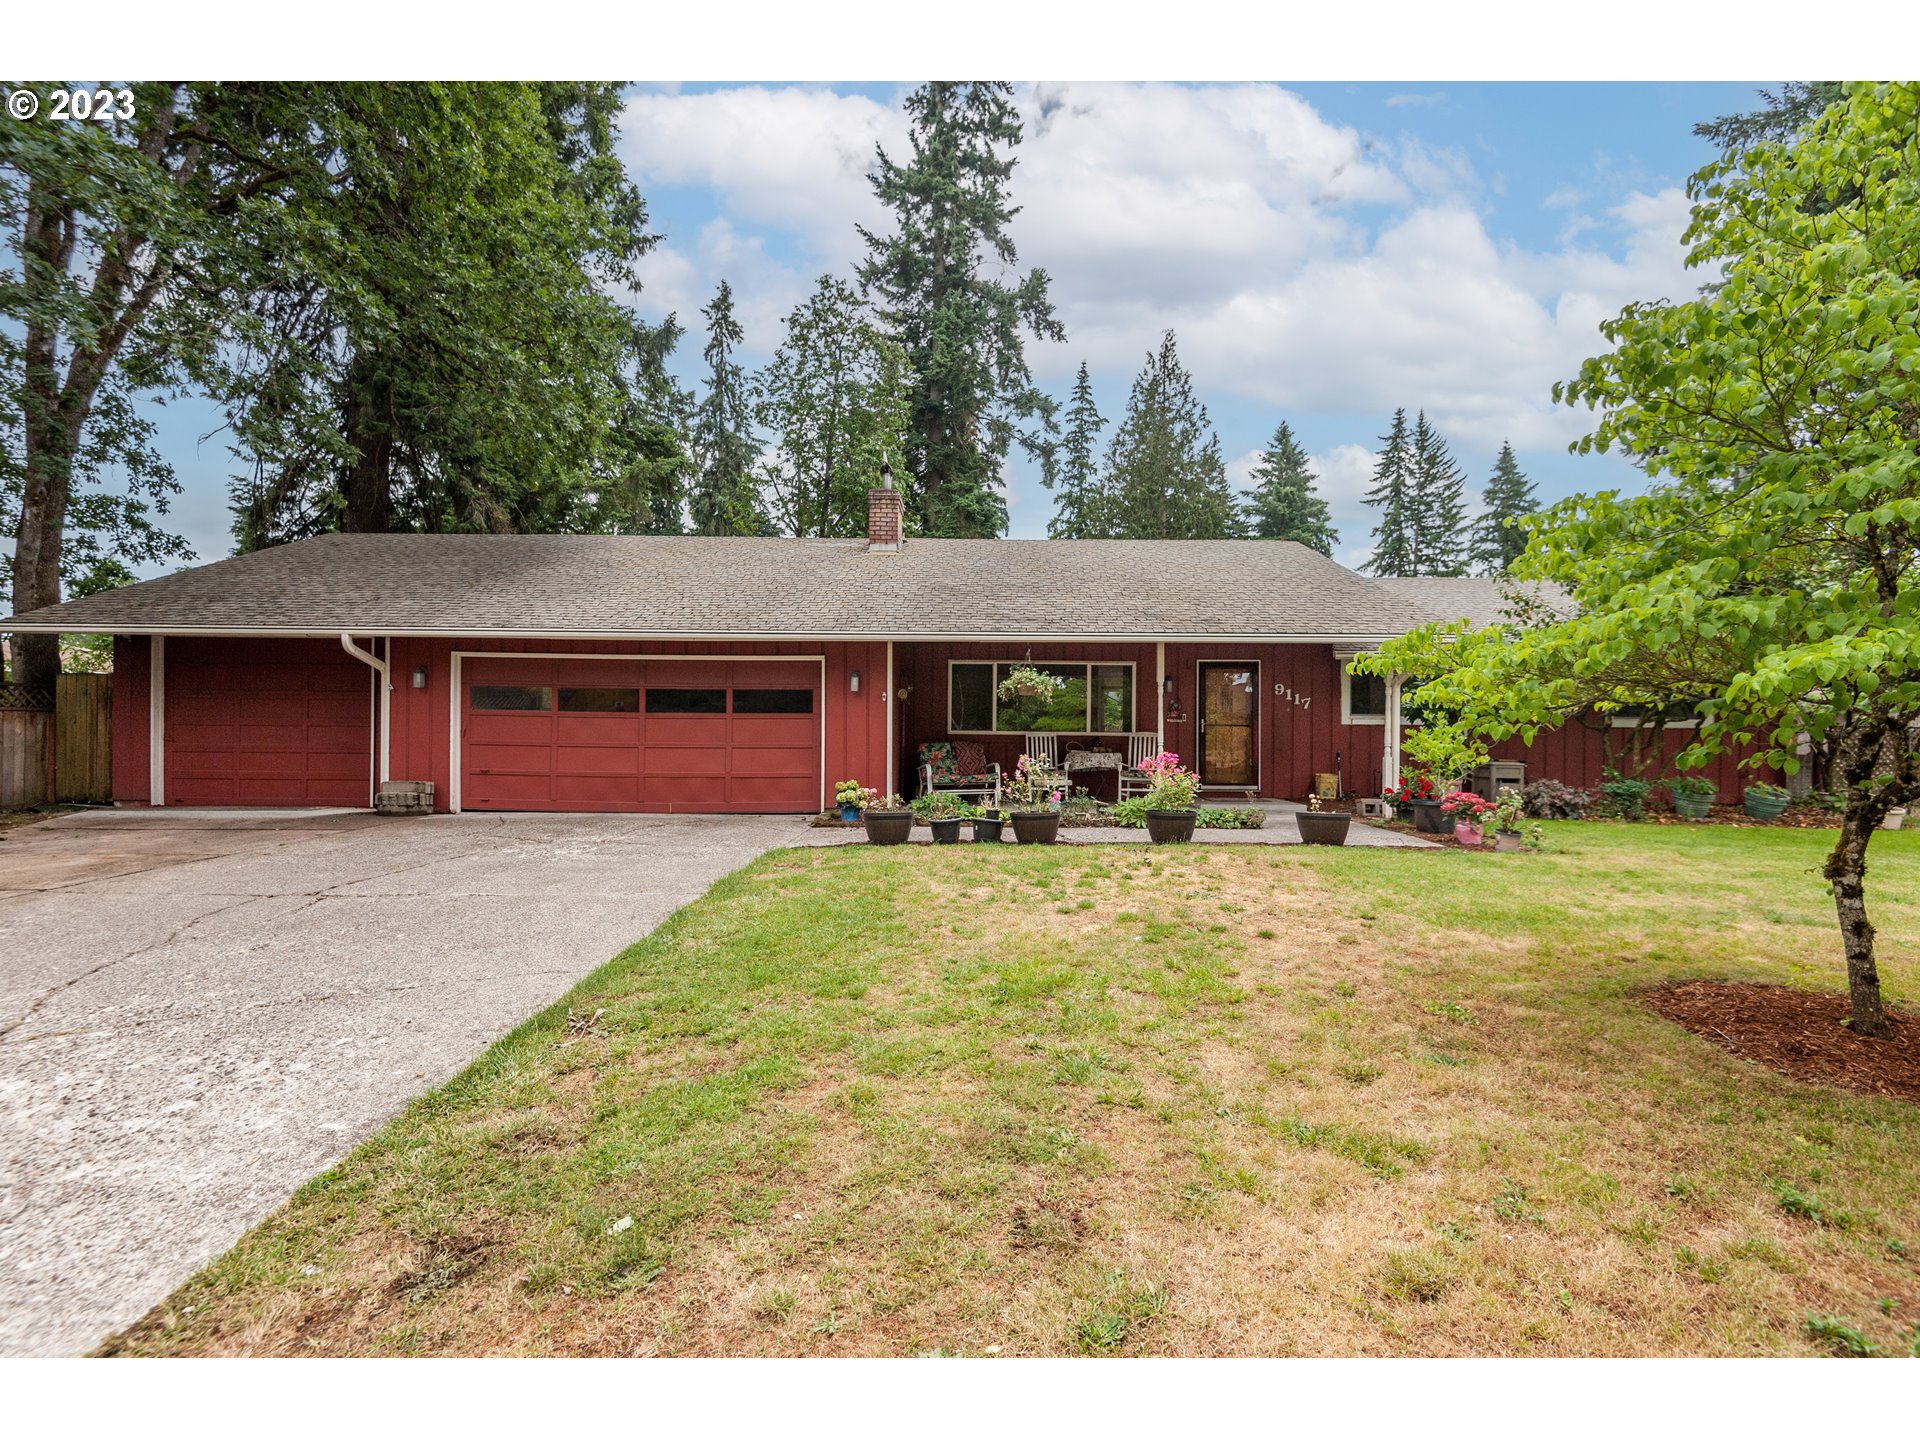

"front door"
[1198,663,1258,789]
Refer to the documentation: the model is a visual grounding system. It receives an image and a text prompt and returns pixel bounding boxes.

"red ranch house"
[3,486,1755,813]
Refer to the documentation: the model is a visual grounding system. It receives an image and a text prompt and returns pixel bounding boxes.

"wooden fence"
[0,674,112,808]
[55,672,112,803]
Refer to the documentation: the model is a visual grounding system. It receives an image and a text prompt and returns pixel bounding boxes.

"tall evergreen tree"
[1469,440,1538,574]
[587,313,695,536]
[1694,82,1846,151]
[1361,408,1417,576]
[1102,331,1242,540]
[1407,410,1469,575]
[755,275,912,539]
[687,280,763,535]
[1244,420,1338,555]
[856,82,1064,538]
[1045,361,1109,538]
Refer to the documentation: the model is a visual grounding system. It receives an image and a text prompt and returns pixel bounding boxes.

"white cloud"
[617,81,1703,472]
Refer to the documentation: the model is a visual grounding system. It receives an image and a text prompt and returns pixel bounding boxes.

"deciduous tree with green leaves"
[856,81,1063,538]
[1244,420,1337,555]
[1470,441,1538,574]
[1101,330,1242,540]
[1359,83,1920,1037]
[2,82,330,686]
[755,275,911,538]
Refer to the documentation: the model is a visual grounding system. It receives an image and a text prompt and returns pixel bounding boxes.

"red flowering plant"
[1382,771,1440,805]
[1440,790,1495,825]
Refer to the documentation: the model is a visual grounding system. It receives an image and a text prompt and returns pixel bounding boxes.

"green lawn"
[107,824,1920,1357]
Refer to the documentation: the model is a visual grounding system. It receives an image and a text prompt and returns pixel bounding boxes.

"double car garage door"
[460,657,821,813]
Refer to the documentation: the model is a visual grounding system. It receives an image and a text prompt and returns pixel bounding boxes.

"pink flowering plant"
[1005,753,1067,812]
[1440,789,1494,825]
[1137,751,1201,811]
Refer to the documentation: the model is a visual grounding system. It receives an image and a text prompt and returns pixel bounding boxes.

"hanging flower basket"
[998,665,1066,702]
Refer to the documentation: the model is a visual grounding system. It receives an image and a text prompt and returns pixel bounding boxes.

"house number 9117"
[1273,684,1311,710]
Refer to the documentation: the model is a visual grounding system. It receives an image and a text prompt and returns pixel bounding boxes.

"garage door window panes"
[732,689,813,714]
[558,687,639,712]
[646,687,727,714]
[471,684,553,712]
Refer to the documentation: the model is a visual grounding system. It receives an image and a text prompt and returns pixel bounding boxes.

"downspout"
[340,633,391,787]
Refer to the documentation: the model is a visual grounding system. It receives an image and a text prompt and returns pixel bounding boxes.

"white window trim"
[945,659,1137,737]
[1341,662,1387,726]
[1606,706,1702,730]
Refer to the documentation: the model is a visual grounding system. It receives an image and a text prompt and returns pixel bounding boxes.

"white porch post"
[1155,641,1166,752]
[1383,671,1404,789]
[148,633,165,806]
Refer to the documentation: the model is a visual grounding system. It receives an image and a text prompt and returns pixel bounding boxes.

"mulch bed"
[1641,980,1920,1103]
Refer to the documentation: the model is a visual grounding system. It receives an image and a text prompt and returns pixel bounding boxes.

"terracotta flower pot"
[929,817,964,844]
[1145,809,1196,844]
[1296,811,1351,846]
[1453,821,1483,847]
[971,817,1005,843]
[863,809,913,845]
[1010,811,1061,845]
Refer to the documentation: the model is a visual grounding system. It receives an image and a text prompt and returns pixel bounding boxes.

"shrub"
[1522,779,1594,819]
[1597,774,1654,821]
[1746,782,1791,802]
[1670,774,1717,799]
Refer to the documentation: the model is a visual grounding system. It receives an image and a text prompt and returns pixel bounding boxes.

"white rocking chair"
[1022,732,1065,783]
[1117,732,1161,801]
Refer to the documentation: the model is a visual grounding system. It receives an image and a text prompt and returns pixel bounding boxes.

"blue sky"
[147,80,1770,569]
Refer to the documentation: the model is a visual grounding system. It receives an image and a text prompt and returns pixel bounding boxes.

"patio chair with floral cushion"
[918,740,1002,809]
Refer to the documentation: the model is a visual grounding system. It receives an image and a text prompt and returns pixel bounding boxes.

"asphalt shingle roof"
[1373,575,1569,631]
[3,533,1443,642]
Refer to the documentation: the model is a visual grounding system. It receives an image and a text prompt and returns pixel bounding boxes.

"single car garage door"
[165,637,373,806]
[460,657,820,813]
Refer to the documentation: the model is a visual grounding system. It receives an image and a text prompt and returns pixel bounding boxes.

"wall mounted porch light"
[850,670,862,693]
[412,666,428,689]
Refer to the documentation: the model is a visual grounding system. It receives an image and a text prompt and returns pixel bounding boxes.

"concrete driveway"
[0,807,840,1356]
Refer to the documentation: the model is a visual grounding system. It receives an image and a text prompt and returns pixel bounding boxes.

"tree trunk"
[1821,716,1908,1039]
[1824,812,1890,1038]
[341,355,395,533]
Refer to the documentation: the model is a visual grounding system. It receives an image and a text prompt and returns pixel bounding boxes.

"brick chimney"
[867,461,904,551]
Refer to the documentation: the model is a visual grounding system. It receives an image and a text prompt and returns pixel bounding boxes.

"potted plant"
[912,791,965,844]
[1295,794,1351,846]
[997,664,1066,701]
[1489,788,1527,851]
[961,802,1005,843]
[1440,789,1494,846]
[1743,781,1791,821]
[1004,755,1063,844]
[834,779,869,823]
[1670,773,1715,819]
[862,792,913,845]
[1387,772,1449,833]
[1136,751,1200,844]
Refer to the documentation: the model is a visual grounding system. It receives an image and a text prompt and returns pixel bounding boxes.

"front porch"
[888,639,1399,805]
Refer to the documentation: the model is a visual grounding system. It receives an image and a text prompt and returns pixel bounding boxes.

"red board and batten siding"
[110,634,152,803]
